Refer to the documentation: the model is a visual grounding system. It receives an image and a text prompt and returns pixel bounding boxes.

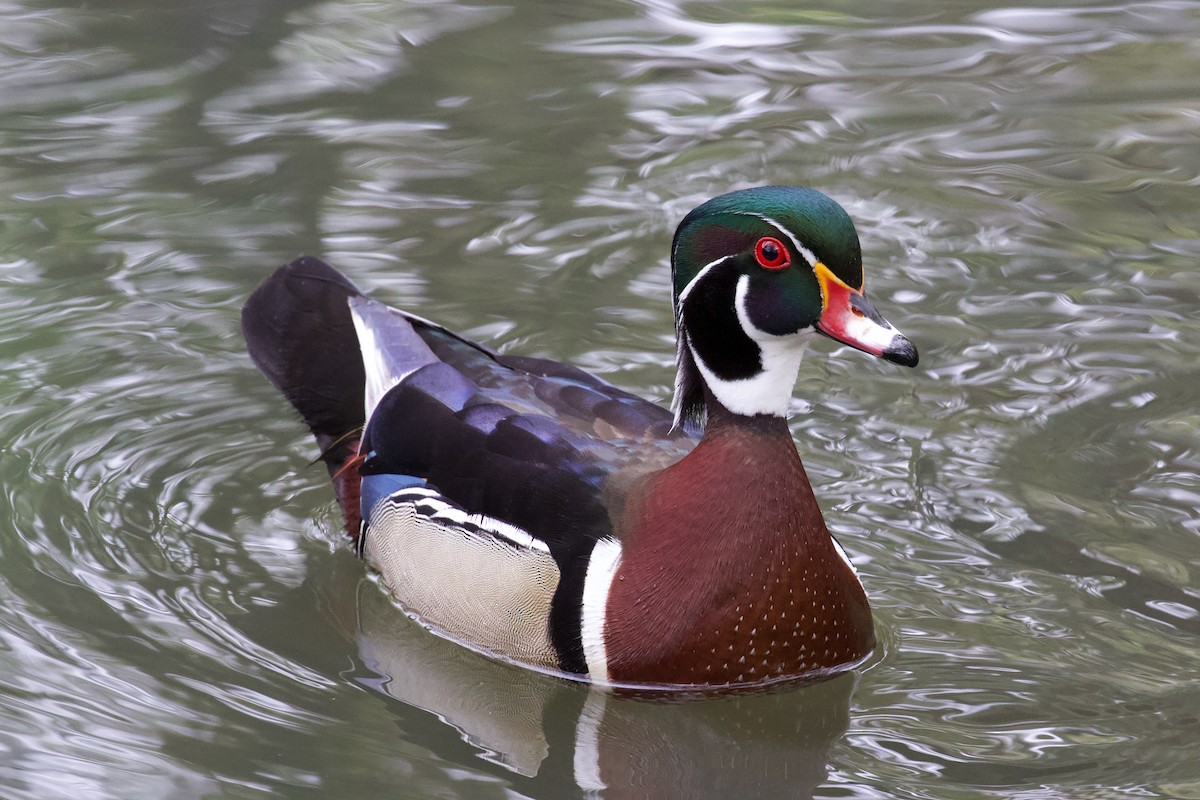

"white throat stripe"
[687,275,809,418]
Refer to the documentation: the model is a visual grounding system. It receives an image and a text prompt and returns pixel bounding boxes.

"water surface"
[1,0,1199,797]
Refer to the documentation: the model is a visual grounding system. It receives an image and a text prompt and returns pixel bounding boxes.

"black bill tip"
[882,334,919,368]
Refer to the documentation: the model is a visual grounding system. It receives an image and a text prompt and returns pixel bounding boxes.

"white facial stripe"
[730,212,819,268]
[687,275,810,419]
[673,256,732,426]
[677,255,733,308]
[580,537,622,684]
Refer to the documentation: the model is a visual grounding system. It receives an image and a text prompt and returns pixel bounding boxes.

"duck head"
[670,186,918,426]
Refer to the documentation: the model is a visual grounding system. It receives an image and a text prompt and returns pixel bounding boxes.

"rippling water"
[2,0,1199,797]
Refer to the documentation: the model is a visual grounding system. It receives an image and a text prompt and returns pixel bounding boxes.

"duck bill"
[813,262,918,367]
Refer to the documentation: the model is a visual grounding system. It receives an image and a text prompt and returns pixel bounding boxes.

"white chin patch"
[690,275,811,419]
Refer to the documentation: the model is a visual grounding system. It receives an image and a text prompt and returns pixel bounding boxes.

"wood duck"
[243,186,918,689]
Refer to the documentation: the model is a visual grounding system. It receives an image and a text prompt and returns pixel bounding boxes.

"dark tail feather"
[242,256,367,538]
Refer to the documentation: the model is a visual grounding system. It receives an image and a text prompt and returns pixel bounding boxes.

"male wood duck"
[243,186,917,689]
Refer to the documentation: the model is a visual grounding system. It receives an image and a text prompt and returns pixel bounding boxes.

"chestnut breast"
[602,415,874,686]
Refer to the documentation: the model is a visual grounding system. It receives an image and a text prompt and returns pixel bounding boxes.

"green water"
[1,1,1198,797]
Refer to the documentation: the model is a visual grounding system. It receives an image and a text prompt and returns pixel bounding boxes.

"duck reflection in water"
[352,573,858,799]
[242,187,917,795]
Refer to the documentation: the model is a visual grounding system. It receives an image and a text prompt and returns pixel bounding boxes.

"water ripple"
[2,0,1200,797]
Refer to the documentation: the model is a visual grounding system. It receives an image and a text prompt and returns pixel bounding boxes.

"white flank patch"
[689,274,811,418]
[580,537,623,684]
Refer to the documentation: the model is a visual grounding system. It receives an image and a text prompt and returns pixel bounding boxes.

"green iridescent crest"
[670,186,864,309]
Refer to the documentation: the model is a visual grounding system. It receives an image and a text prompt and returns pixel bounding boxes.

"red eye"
[754,237,790,270]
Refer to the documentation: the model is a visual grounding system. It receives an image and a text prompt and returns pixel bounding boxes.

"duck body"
[243,186,916,689]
